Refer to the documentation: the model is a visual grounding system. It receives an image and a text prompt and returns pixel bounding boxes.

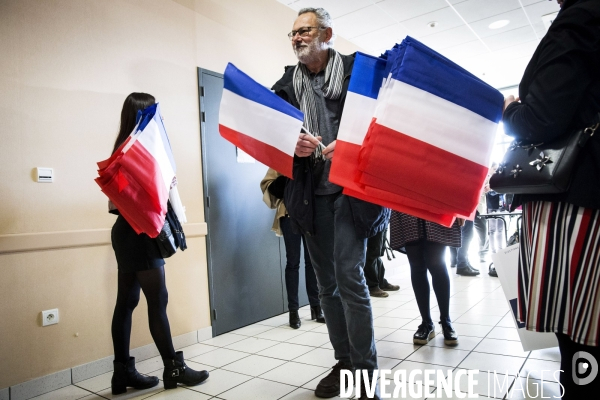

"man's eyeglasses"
[288,26,322,40]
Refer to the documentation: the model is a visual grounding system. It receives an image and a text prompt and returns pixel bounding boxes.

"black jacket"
[503,0,600,209]
[272,53,390,237]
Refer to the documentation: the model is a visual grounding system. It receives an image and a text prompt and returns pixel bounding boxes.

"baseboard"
[8,369,71,400]
[9,328,212,399]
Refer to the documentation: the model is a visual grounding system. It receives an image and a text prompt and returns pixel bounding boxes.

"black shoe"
[369,287,389,298]
[111,357,159,395]
[413,322,435,345]
[489,264,498,277]
[311,305,326,323]
[356,375,381,400]
[163,351,209,389]
[456,262,480,276]
[439,321,458,346]
[289,310,301,329]
[315,361,353,398]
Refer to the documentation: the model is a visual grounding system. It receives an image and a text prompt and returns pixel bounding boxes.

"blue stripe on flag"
[394,37,503,123]
[136,104,158,132]
[348,52,387,100]
[224,63,303,122]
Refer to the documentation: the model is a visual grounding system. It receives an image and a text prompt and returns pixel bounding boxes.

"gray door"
[198,68,309,335]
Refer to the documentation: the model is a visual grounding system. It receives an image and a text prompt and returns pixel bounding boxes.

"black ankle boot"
[111,357,159,395]
[289,310,301,329]
[440,320,459,346]
[310,305,325,323]
[163,351,209,389]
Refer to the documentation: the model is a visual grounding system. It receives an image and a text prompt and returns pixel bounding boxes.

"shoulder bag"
[490,116,599,194]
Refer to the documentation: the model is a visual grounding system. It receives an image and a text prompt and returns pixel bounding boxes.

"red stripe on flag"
[358,123,488,214]
[329,141,362,191]
[219,124,293,178]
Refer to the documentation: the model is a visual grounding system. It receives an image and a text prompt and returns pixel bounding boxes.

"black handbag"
[490,117,599,194]
[156,219,177,258]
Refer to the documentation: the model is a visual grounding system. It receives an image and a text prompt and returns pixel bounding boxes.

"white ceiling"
[277,0,561,88]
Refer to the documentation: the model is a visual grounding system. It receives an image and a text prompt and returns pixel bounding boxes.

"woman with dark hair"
[502,0,600,397]
[389,211,462,346]
[109,93,208,394]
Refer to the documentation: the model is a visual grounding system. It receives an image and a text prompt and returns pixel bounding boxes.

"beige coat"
[260,168,287,237]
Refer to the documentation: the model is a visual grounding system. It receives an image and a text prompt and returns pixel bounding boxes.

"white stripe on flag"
[338,92,377,145]
[137,119,176,193]
[220,90,301,156]
[378,80,497,166]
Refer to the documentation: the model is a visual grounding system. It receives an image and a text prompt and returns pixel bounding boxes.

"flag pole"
[301,126,326,149]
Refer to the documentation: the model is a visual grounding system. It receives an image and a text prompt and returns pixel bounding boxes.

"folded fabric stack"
[330,36,503,227]
[95,103,186,238]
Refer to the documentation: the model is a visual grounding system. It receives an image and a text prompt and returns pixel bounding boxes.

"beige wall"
[0,0,362,390]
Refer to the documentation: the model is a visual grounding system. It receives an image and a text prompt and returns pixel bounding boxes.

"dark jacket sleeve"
[503,5,600,142]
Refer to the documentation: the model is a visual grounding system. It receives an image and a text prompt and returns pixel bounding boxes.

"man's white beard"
[294,37,328,65]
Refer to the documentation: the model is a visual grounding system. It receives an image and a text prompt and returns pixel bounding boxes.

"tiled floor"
[31,249,562,400]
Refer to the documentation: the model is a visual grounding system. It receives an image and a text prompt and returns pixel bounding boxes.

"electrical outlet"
[42,309,59,326]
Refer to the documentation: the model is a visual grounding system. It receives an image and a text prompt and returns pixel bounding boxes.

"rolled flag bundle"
[95,103,186,238]
[219,63,303,178]
[331,37,503,226]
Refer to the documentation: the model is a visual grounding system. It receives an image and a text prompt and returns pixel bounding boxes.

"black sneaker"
[440,321,458,346]
[413,322,435,345]
[315,361,353,398]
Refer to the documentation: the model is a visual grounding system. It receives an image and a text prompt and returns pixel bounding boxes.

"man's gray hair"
[298,7,336,46]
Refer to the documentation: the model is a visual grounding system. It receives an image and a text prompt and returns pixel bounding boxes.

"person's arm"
[503,7,597,143]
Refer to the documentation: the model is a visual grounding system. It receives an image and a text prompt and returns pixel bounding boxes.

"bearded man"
[271,8,389,400]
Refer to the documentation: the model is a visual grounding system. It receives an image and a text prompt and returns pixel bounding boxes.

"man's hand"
[503,95,520,114]
[322,140,336,160]
[295,133,322,157]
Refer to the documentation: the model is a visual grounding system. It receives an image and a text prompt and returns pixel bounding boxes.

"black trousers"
[364,227,388,289]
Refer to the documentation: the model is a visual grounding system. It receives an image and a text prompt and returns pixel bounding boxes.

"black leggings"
[405,241,451,325]
[111,266,176,362]
[556,333,600,399]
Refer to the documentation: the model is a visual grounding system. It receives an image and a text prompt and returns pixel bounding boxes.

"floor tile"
[528,347,560,362]
[231,324,275,337]
[200,333,247,348]
[224,337,279,354]
[278,387,326,400]
[450,323,494,338]
[455,313,503,326]
[143,387,211,399]
[373,316,413,329]
[519,358,561,381]
[293,348,336,368]
[376,340,420,360]
[379,328,418,344]
[256,342,314,361]
[218,377,295,400]
[382,308,422,319]
[95,380,166,399]
[378,356,402,370]
[255,315,290,327]
[221,354,286,377]
[486,326,521,341]
[459,352,526,376]
[391,360,452,383]
[426,333,483,351]
[135,356,164,375]
[374,326,397,340]
[177,343,219,359]
[454,368,516,399]
[189,348,250,368]
[256,327,305,342]
[508,376,563,399]
[473,338,529,358]
[74,372,112,393]
[407,346,470,368]
[29,385,95,400]
[184,368,251,396]
[285,331,330,347]
[259,361,328,387]
[310,324,329,334]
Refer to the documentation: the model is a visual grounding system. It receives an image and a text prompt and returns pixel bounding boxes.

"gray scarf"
[293,48,344,159]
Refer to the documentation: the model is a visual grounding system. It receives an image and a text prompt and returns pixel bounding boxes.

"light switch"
[37,167,53,183]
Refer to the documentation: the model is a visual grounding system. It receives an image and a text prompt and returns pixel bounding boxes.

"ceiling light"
[488,20,510,29]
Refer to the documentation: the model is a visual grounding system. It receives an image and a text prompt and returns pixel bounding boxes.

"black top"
[503,0,600,209]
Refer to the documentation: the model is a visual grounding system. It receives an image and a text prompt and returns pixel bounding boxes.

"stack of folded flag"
[330,36,503,227]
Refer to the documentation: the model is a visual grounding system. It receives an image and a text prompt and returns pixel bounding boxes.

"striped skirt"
[517,201,600,346]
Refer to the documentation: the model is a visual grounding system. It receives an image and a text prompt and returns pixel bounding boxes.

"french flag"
[96,103,177,238]
[219,63,302,178]
[357,37,503,218]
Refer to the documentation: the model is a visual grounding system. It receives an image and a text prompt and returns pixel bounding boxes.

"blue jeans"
[450,219,474,266]
[304,193,378,373]
[280,216,320,310]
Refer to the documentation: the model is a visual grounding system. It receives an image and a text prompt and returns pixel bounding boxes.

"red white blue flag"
[219,63,302,178]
